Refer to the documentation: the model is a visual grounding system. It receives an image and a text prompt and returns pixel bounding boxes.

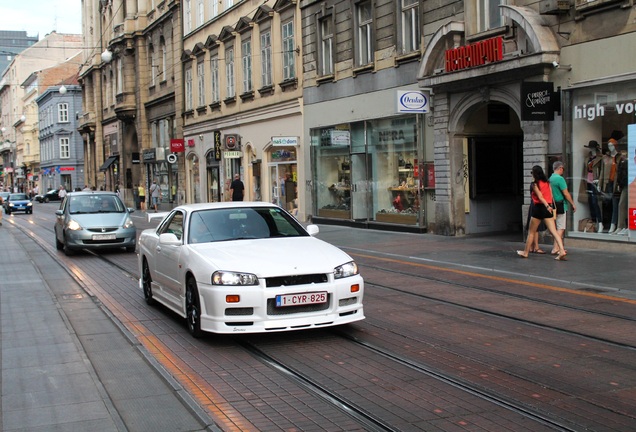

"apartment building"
[180,0,303,209]
[0,32,82,193]
[79,0,183,207]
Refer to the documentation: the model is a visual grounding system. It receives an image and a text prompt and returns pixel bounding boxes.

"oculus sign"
[397,90,429,114]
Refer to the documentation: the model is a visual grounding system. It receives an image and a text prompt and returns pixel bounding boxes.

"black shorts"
[531,203,553,220]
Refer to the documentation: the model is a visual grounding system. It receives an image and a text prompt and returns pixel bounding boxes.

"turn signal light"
[350,284,360,293]
[226,295,240,303]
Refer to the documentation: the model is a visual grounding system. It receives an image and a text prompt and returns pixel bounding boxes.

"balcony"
[77,112,96,134]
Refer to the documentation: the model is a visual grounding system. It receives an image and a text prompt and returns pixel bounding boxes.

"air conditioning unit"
[540,0,571,14]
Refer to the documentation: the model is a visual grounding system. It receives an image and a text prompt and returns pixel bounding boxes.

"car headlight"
[334,261,359,279]
[27,202,33,206]
[123,217,134,229]
[212,271,258,286]
[67,219,82,231]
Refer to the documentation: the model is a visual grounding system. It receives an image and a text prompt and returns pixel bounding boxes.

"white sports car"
[137,202,364,337]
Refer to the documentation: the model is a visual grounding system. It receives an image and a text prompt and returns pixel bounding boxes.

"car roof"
[174,201,279,212]
[67,191,118,197]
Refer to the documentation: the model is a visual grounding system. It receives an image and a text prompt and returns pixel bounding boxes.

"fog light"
[226,295,240,303]
[350,284,360,293]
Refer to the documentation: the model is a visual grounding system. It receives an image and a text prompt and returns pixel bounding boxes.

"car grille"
[82,239,125,245]
[265,273,328,288]
[267,295,331,315]
[87,227,119,233]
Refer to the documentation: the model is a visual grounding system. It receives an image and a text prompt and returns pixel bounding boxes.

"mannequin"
[611,150,628,235]
[584,140,603,231]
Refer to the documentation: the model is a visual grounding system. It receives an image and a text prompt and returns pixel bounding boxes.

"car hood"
[189,236,353,276]
[72,213,131,228]
[9,199,31,204]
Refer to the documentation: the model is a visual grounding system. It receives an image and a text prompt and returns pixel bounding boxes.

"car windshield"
[69,195,125,214]
[10,193,29,200]
[188,207,308,244]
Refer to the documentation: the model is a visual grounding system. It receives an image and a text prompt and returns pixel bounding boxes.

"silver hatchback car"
[54,192,136,255]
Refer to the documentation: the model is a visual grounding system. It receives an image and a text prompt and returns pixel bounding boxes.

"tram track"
[9,212,636,431]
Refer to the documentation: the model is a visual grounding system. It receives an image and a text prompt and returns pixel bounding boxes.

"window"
[184,0,192,33]
[197,61,205,106]
[224,0,234,9]
[117,57,123,94]
[211,0,218,18]
[282,20,295,80]
[210,55,220,103]
[149,43,156,86]
[478,0,504,33]
[401,0,420,54]
[161,38,167,81]
[59,137,70,159]
[260,31,272,87]
[319,17,333,76]
[197,0,204,27]
[356,1,373,66]
[242,40,252,93]
[226,48,235,98]
[185,66,193,110]
[58,103,69,123]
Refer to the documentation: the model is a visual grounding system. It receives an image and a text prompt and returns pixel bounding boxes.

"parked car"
[4,193,33,214]
[54,192,136,256]
[35,189,62,203]
[137,202,365,337]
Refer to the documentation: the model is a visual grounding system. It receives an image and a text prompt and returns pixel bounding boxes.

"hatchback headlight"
[212,271,258,286]
[67,219,82,231]
[123,217,134,229]
[334,261,358,279]
[27,202,33,206]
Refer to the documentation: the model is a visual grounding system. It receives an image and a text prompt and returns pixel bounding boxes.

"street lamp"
[101,49,113,63]
[59,85,67,95]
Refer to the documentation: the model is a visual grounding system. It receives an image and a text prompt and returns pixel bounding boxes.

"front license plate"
[276,291,327,307]
[92,233,116,240]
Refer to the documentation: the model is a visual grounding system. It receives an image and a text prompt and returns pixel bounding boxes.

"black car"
[35,189,62,203]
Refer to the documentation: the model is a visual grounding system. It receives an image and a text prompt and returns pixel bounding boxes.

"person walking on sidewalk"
[549,161,576,255]
[149,179,160,212]
[138,183,146,211]
[517,165,567,261]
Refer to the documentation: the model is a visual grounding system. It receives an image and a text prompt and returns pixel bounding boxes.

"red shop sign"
[170,139,185,153]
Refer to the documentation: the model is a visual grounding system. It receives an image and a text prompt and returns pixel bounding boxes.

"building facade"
[36,85,84,193]
[301,0,429,230]
[0,32,82,193]
[180,0,303,210]
[79,0,183,208]
[416,0,635,243]
[0,30,38,75]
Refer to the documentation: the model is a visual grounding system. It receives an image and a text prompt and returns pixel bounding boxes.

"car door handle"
[156,246,161,253]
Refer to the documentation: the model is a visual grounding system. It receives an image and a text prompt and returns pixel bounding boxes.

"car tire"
[125,246,135,253]
[63,237,75,256]
[142,259,155,305]
[5,208,10,215]
[44,197,49,203]
[186,277,203,338]
[55,235,64,250]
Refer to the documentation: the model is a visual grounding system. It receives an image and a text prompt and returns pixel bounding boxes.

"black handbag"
[555,201,565,215]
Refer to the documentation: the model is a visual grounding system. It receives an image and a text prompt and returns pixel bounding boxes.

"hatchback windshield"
[10,193,29,200]
[68,195,125,214]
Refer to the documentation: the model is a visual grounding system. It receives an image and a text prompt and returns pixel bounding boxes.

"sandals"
[516,251,528,258]
[531,249,546,254]
[555,253,568,261]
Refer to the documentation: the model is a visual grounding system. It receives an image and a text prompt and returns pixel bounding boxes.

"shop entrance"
[462,103,524,234]
[269,163,297,209]
[351,153,370,220]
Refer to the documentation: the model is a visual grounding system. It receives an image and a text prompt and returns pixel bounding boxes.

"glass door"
[351,153,370,220]
[269,163,297,208]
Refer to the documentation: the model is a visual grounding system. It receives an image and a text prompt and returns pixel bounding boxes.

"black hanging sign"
[521,82,555,121]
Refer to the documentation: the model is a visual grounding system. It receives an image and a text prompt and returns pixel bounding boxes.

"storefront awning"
[99,156,118,172]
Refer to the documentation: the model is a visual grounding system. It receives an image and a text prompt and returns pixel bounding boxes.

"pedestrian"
[58,185,67,200]
[82,184,91,192]
[525,182,547,254]
[230,173,244,201]
[138,183,146,211]
[149,179,160,212]
[549,161,576,255]
[517,165,567,261]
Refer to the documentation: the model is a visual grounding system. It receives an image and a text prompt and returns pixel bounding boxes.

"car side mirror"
[127,207,135,213]
[55,210,64,216]
[306,224,320,236]
[159,232,181,246]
